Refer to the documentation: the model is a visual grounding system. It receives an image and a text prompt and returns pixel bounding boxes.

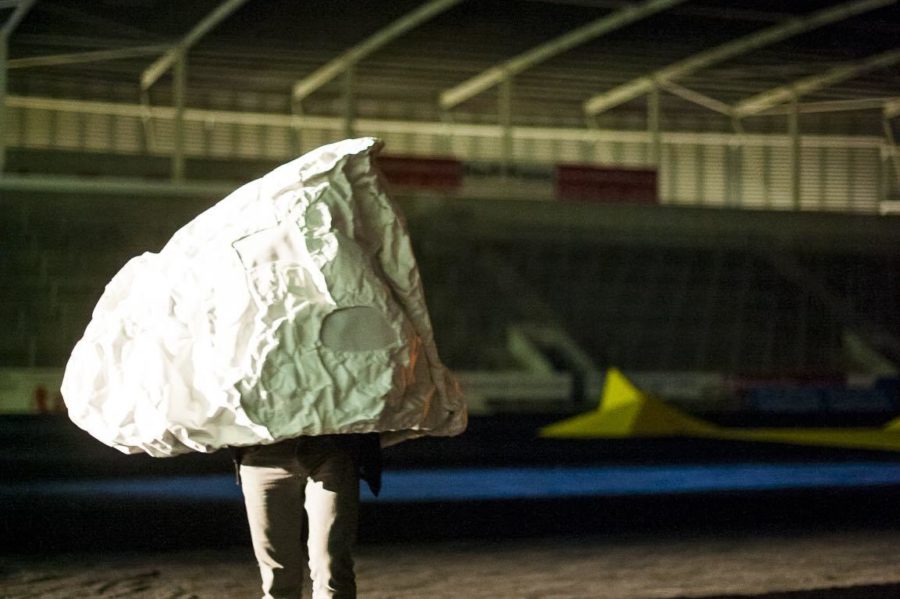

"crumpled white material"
[62,137,466,457]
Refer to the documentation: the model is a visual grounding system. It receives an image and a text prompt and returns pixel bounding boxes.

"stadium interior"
[2,3,900,595]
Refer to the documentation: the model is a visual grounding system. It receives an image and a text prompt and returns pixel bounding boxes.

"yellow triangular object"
[541,368,716,438]
[540,368,900,452]
[731,428,900,452]
[733,428,900,451]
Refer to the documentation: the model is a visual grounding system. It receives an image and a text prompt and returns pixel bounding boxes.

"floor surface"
[4,529,900,598]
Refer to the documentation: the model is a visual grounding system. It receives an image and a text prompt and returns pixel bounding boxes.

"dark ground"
[3,414,900,598]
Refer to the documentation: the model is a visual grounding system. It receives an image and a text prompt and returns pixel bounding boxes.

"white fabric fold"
[62,137,467,457]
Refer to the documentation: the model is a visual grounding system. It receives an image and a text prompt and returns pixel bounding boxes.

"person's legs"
[300,437,360,599]
[240,440,306,599]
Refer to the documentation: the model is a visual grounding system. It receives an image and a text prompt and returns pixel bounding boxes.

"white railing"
[3,94,890,214]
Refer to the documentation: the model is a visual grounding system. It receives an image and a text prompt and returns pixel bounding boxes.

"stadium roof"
[2,0,898,132]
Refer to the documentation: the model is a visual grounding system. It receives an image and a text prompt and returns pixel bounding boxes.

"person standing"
[237,434,381,599]
[61,137,466,599]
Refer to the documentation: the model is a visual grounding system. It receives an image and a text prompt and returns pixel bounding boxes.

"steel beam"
[6,94,884,150]
[760,97,898,115]
[1,0,36,37]
[584,0,895,116]
[526,1,790,24]
[141,0,249,90]
[0,32,7,173]
[657,80,733,115]
[440,0,687,110]
[292,0,461,103]
[9,44,170,69]
[735,47,900,117]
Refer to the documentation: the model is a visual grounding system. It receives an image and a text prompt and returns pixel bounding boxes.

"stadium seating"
[2,187,897,379]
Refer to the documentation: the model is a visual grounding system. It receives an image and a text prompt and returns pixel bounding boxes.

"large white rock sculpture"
[62,138,466,457]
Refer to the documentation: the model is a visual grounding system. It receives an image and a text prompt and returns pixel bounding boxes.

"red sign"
[375,155,463,190]
[556,164,657,203]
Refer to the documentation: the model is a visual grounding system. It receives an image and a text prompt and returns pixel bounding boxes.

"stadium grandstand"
[1,0,898,415]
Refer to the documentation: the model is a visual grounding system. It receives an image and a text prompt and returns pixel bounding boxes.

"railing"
[3,94,891,214]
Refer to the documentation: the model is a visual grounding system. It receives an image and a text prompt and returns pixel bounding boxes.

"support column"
[584,114,600,168]
[438,106,453,154]
[139,89,156,154]
[729,115,744,207]
[788,92,801,210]
[648,83,661,166]
[172,49,186,181]
[342,65,355,139]
[499,72,513,176]
[290,99,304,156]
[883,114,899,200]
[0,32,8,174]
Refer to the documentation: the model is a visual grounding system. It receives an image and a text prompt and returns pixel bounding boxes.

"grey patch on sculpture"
[232,220,306,270]
[320,306,397,351]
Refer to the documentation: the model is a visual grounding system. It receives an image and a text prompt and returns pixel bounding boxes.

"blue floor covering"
[4,462,900,503]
